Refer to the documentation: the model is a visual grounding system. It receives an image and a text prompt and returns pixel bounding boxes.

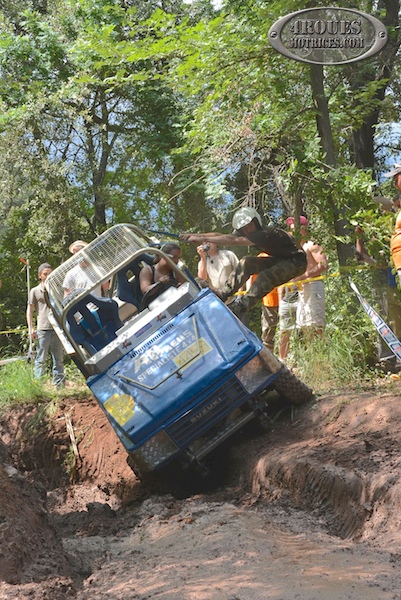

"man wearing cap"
[26,263,65,387]
[180,207,307,318]
[63,240,107,297]
[286,217,328,336]
[384,162,401,190]
[69,240,88,254]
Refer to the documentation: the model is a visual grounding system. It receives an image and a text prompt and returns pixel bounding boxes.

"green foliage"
[0,361,45,407]
[288,324,376,394]
[0,358,88,412]
[0,0,400,385]
[280,266,394,393]
[350,206,396,265]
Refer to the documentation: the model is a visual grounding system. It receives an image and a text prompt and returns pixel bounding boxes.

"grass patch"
[0,359,90,412]
[286,324,377,394]
[0,360,45,408]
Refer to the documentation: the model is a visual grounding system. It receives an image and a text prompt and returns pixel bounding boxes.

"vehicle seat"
[116,253,154,308]
[66,294,124,356]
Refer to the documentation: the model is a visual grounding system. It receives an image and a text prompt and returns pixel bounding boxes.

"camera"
[201,244,210,252]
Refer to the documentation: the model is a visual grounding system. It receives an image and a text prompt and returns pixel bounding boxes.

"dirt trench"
[1,388,401,599]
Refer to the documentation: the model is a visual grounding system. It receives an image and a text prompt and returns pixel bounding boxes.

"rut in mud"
[1,387,401,599]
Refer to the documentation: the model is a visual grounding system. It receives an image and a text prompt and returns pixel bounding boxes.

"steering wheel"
[140,279,177,310]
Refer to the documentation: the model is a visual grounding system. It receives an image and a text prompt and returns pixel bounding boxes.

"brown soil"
[1,384,401,599]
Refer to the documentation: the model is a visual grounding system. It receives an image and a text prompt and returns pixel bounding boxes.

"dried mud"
[1,385,401,599]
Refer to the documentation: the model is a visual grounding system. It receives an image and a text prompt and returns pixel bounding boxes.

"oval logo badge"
[268,7,388,65]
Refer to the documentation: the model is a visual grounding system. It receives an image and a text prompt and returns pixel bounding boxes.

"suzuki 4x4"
[45,224,313,478]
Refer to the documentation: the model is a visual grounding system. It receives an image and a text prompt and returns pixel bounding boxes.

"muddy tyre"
[272,366,314,405]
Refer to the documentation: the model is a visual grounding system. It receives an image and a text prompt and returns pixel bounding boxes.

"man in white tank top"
[286,217,328,335]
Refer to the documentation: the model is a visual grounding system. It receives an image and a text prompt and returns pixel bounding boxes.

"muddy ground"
[1,382,401,599]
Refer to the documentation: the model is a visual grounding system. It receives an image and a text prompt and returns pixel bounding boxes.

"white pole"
[24,259,33,361]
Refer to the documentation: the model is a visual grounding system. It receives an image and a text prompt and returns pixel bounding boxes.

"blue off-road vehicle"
[45,224,313,478]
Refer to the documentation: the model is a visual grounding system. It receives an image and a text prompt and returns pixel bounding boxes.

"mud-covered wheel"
[272,365,314,405]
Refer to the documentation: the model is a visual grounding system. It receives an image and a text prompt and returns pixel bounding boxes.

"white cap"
[383,163,401,178]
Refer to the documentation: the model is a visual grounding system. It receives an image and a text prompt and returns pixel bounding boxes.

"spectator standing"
[260,286,279,352]
[197,242,239,299]
[384,162,401,193]
[180,208,307,319]
[355,224,401,367]
[386,162,401,290]
[355,180,401,369]
[69,240,88,254]
[278,283,299,361]
[63,240,107,297]
[391,211,401,288]
[286,217,328,336]
[26,263,65,387]
[247,253,279,352]
[197,242,252,325]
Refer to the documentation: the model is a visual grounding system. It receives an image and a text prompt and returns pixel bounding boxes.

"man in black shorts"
[180,208,307,317]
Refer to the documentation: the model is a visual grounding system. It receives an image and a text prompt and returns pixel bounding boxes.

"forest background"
[0,0,401,379]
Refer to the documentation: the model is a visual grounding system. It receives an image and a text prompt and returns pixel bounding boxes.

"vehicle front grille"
[166,377,247,447]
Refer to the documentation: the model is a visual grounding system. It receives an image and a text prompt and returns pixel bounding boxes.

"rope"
[144,228,180,239]
[0,328,28,335]
[234,264,396,294]
[0,265,395,332]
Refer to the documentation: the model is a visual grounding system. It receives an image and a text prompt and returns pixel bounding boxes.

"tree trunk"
[310,63,353,266]
[348,0,401,170]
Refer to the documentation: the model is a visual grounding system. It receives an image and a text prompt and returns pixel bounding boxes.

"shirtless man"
[286,217,328,336]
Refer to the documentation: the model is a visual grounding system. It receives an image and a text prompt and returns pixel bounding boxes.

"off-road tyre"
[272,366,314,405]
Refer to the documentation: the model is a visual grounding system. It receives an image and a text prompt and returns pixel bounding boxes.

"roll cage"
[44,224,197,372]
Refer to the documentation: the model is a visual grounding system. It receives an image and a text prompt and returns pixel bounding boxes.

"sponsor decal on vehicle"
[117,316,210,389]
[104,393,135,426]
[173,337,212,370]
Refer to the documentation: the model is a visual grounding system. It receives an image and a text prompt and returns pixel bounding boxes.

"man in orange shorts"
[248,254,279,352]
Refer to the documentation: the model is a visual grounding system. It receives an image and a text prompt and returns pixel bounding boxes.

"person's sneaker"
[226,296,246,318]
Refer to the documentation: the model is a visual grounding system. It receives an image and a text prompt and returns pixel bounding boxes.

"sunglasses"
[165,253,180,262]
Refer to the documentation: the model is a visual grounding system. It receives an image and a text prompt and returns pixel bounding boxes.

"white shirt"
[62,263,103,297]
[201,250,239,289]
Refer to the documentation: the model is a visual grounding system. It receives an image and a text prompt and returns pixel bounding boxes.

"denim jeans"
[34,330,65,386]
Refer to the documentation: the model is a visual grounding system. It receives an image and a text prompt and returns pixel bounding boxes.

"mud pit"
[1,386,401,599]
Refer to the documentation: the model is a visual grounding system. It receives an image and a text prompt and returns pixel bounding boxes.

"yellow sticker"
[173,337,212,371]
[104,393,135,426]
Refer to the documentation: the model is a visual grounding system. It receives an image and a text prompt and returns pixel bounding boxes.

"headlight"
[235,356,273,393]
[139,431,178,468]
